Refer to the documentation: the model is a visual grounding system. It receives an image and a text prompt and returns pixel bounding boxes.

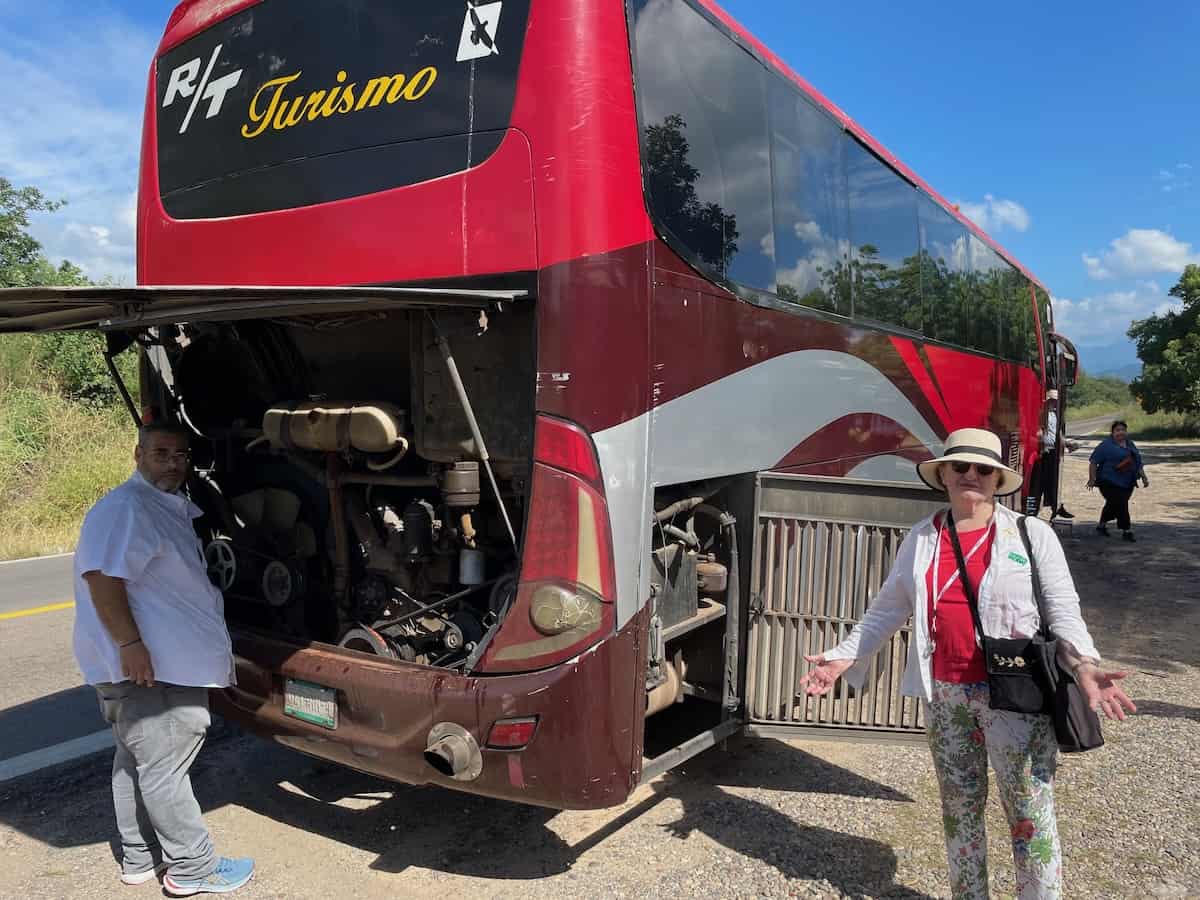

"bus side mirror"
[1061,354,1078,387]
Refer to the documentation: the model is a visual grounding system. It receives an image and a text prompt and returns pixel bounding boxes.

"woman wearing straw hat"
[799,428,1135,900]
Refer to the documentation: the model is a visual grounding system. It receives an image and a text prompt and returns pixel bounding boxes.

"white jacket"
[823,503,1100,702]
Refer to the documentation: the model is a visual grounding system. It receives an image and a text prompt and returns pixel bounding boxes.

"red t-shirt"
[925,518,991,683]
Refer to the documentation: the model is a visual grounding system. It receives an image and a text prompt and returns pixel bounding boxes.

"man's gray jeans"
[94,682,217,879]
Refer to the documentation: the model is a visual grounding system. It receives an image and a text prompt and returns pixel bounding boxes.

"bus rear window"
[156,0,530,219]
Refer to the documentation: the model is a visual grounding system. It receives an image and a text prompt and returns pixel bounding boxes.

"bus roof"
[692,0,1050,298]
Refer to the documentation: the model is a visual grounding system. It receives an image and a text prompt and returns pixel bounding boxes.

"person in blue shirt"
[1087,420,1150,541]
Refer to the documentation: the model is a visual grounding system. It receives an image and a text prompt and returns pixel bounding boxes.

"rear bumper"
[212,606,648,809]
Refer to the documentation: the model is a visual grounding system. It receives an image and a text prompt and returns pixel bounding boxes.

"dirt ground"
[0,439,1197,899]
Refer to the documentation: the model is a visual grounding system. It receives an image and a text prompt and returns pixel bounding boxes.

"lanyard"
[929,519,992,654]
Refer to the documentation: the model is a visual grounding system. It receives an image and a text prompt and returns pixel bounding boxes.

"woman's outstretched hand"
[798,654,855,696]
[1075,666,1137,720]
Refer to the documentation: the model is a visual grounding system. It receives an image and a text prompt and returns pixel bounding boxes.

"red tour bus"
[0,0,1077,809]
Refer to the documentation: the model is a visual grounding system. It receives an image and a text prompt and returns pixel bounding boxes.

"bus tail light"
[486,716,539,749]
[476,416,616,673]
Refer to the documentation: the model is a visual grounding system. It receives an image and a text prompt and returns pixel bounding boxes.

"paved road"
[1067,413,1118,438]
[0,553,74,616]
[0,554,106,776]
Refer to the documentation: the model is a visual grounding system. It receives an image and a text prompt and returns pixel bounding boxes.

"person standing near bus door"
[75,423,255,896]
[799,429,1134,900]
[1040,390,1073,521]
[1087,420,1149,542]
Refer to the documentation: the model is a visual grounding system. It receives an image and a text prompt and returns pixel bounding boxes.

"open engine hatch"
[0,285,527,333]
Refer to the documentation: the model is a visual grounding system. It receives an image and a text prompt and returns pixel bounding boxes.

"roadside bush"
[1068,373,1132,411]
[0,385,134,559]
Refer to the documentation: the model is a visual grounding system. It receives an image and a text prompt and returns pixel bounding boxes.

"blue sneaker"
[163,857,255,896]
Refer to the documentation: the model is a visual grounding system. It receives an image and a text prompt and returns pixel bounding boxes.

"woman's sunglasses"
[949,461,996,477]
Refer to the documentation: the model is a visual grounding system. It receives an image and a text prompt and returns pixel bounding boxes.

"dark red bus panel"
[214,606,648,810]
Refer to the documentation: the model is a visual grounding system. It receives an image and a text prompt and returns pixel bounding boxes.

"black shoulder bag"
[945,514,1104,752]
[1016,517,1105,753]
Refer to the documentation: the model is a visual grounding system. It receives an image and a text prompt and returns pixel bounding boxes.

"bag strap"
[1016,516,1053,640]
[945,512,987,642]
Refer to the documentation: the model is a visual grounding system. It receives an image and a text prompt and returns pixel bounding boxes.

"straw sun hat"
[916,428,1023,496]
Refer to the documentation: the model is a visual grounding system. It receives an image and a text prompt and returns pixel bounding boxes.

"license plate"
[283,679,337,729]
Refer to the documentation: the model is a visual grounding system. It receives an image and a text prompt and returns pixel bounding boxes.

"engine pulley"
[205,540,238,592]
[261,560,303,608]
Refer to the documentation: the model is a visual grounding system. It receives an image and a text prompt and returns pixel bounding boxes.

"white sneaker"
[121,862,167,885]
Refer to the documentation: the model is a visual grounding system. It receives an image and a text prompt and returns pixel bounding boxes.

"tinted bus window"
[998,268,1036,365]
[630,0,775,289]
[768,76,849,314]
[918,197,970,346]
[845,139,920,331]
[967,236,1005,355]
[156,0,531,219]
[1035,285,1053,380]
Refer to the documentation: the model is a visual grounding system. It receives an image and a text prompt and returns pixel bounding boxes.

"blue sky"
[3,0,1197,373]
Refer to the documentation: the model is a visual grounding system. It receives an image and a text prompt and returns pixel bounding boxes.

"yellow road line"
[0,601,75,621]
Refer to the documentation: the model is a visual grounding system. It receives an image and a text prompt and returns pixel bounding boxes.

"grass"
[1068,400,1130,421]
[1121,408,1200,441]
[1,333,141,559]
[1069,401,1200,441]
[0,356,137,560]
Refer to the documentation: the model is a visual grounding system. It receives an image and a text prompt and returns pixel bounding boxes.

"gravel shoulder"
[1,441,1197,899]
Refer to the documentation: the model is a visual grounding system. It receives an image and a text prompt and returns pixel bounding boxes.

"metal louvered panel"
[745,473,946,742]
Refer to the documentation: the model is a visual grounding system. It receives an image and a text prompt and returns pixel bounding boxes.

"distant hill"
[1075,340,1139,375]
[1092,363,1141,383]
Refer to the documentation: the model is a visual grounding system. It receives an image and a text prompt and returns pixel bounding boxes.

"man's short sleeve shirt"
[73,472,234,687]
[1042,410,1059,449]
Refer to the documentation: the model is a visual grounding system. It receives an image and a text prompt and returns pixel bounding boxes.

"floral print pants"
[925,680,1061,899]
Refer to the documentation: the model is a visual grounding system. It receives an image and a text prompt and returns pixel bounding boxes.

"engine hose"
[662,523,700,549]
[654,496,704,523]
[366,438,410,471]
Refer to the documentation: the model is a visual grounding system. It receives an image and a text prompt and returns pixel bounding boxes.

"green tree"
[644,114,739,273]
[1068,373,1132,410]
[0,178,135,406]
[1,178,90,289]
[1128,265,1200,414]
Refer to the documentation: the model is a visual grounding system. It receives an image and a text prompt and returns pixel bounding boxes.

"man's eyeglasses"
[949,461,995,477]
[149,449,192,465]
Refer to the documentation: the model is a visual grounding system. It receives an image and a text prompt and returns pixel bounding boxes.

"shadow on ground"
[0,685,106,762]
[0,724,927,897]
[1055,445,1200,675]
[1132,699,1200,722]
[1056,517,1200,672]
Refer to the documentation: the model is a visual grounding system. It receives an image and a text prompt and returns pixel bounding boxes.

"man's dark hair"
[1110,420,1128,435]
[137,422,192,446]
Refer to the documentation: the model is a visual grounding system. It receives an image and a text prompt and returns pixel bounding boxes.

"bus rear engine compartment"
[644,487,740,721]
[143,306,534,672]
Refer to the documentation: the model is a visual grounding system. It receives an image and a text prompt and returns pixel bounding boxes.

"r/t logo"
[162,44,243,135]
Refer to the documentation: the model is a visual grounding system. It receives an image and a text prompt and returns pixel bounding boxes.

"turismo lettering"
[241,66,439,139]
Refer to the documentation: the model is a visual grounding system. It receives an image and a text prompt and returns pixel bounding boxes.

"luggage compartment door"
[744,473,944,744]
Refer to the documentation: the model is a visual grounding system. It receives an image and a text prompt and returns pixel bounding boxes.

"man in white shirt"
[76,423,254,896]
[1037,390,1073,521]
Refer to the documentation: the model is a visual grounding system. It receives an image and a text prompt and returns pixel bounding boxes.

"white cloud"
[0,6,156,284]
[794,220,822,242]
[1155,166,1193,193]
[776,238,851,296]
[1082,228,1200,281]
[955,194,1031,233]
[1051,283,1182,344]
